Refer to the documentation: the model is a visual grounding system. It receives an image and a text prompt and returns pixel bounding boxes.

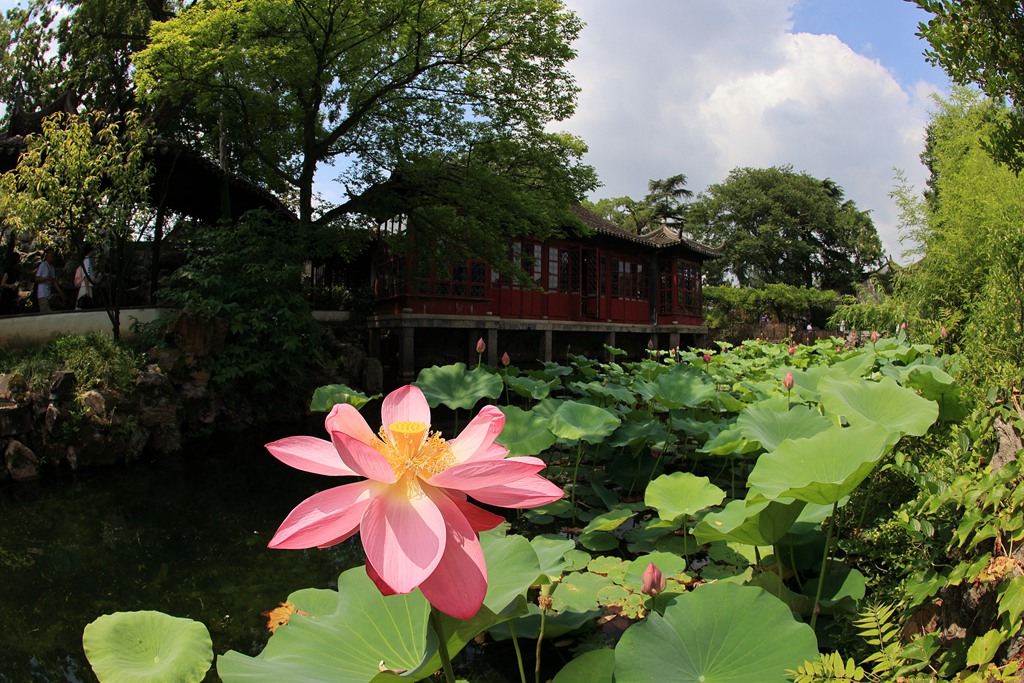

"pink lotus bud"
[702,353,711,364]
[870,331,879,343]
[501,351,510,367]
[940,327,948,339]
[647,339,655,349]
[642,563,666,597]
[783,371,794,391]
[900,322,907,331]
[788,345,795,355]
[476,337,486,354]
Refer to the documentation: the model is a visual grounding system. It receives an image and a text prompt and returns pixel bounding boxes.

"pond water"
[0,423,365,682]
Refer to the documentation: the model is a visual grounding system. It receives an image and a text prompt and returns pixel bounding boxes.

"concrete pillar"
[605,331,616,362]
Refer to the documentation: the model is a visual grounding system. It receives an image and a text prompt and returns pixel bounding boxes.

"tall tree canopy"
[583,173,692,234]
[131,0,596,267]
[685,166,883,292]
[914,0,1024,171]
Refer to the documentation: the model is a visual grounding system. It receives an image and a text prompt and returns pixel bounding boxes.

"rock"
[44,404,62,435]
[0,403,31,437]
[80,390,108,426]
[136,368,180,428]
[147,348,188,384]
[0,373,29,402]
[49,371,76,401]
[5,439,39,481]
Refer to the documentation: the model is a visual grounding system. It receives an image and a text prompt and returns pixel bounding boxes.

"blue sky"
[0,0,948,258]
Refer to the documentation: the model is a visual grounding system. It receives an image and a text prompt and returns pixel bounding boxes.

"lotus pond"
[10,335,1002,682]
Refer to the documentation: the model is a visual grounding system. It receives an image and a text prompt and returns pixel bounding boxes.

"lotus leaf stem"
[508,621,527,683]
[429,607,457,683]
[810,501,839,632]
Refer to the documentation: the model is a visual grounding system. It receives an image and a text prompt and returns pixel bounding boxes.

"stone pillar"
[486,328,498,367]
[669,332,680,350]
[605,331,616,362]
[400,327,415,383]
[541,330,553,363]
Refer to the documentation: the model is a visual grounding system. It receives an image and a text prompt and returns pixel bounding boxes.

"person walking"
[34,247,60,312]
[75,245,96,310]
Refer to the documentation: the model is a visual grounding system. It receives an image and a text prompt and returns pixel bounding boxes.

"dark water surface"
[0,424,364,682]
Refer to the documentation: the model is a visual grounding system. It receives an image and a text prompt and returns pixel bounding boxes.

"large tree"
[914,0,1024,172]
[685,166,883,292]
[583,173,692,234]
[132,0,595,268]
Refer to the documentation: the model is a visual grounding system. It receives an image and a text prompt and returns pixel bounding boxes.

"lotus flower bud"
[788,345,795,355]
[501,351,510,367]
[870,331,879,343]
[783,371,794,391]
[647,339,655,349]
[702,353,711,364]
[476,337,486,354]
[940,327,948,339]
[900,322,907,331]
[642,563,666,597]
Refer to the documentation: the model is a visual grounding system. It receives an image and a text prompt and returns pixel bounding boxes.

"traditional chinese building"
[368,206,719,380]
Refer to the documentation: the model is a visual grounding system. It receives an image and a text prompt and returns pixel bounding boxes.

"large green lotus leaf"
[479,532,543,611]
[495,405,557,457]
[414,363,504,410]
[624,552,690,586]
[614,583,818,683]
[800,562,866,612]
[547,402,621,443]
[645,472,725,523]
[650,365,717,409]
[903,365,955,395]
[783,365,837,402]
[668,411,715,438]
[828,350,878,380]
[531,534,576,583]
[608,410,670,448]
[818,376,938,439]
[735,401,832,452]
[309,383,381,412]
[693,497,806,547]
[747,425,890,505]
[552,571,615,613]
[83,611,213,683]
[582,507,636,534]
[506,374,560,400]
[553,648,615,683]
[217,568,433,682]
[571,380,637,406]
[699,423,753,456]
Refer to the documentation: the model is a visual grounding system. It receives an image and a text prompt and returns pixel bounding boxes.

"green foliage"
[705,282,840,328]
[83,611,213,683]
[686,166,884,292]
[157,211,323,400]
[582,173,692,234]
[0,332,141,393]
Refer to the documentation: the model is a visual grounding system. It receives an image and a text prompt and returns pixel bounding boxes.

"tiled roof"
[571,206,720,258]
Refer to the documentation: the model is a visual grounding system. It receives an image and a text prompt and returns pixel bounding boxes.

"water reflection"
[0,425,363,682]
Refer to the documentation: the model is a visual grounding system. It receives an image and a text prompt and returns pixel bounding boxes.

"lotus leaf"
[488,602,601,641]
[800,562,866,612]
[735,400,832,451]
[552,571,614,613]
[579,530,619,551]
[495,405,557,457]
[506,374,560,400]
[571,380,636,406]
[547,402,621,443]
[582,508,636,534]
[414,363,503,410]
[650,365,717,408]
[694,497,806,547]
[614,583,818,682]
[83,611,213,683]
[747,425,890,505]
[645,472,725,524]
[553,648,615,683]
[818,376,938,439]
[699,424,752,456]
[530,534,576,583]
[308,384,380,412]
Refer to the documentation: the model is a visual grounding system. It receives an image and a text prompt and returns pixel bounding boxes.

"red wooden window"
[611,257,647,301]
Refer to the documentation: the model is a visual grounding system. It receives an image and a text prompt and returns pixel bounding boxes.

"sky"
[557,0,950,262]
[0,0,947,261]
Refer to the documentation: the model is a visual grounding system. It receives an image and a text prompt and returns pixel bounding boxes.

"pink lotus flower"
[788,345,795,356]
[476,337,486,354]
[702,353,711,364]
[642,563,666,597]
[265,386,563,619]
[501,351,510,367]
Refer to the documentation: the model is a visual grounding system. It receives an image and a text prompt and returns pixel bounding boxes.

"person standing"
[34,247,60,312]
[75,245,96,310]
[0,251,19,314]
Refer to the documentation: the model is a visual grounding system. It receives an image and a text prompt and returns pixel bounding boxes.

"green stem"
[753,545,762,570]
[810,502,839,632]
[570,442,585,522]
[535,596,549,683]
[789,541,804,592]
[508,620,527,683]
[772,543,784,600]
[428,607,456,683]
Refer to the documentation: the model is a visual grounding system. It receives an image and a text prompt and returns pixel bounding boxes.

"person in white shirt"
[34,248,60,312]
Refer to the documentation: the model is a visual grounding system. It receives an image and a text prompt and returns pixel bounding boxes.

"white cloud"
[557,0,942,261]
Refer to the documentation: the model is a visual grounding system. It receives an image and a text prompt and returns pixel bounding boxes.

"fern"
[854,602,905,677]
[789,652,866,682]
